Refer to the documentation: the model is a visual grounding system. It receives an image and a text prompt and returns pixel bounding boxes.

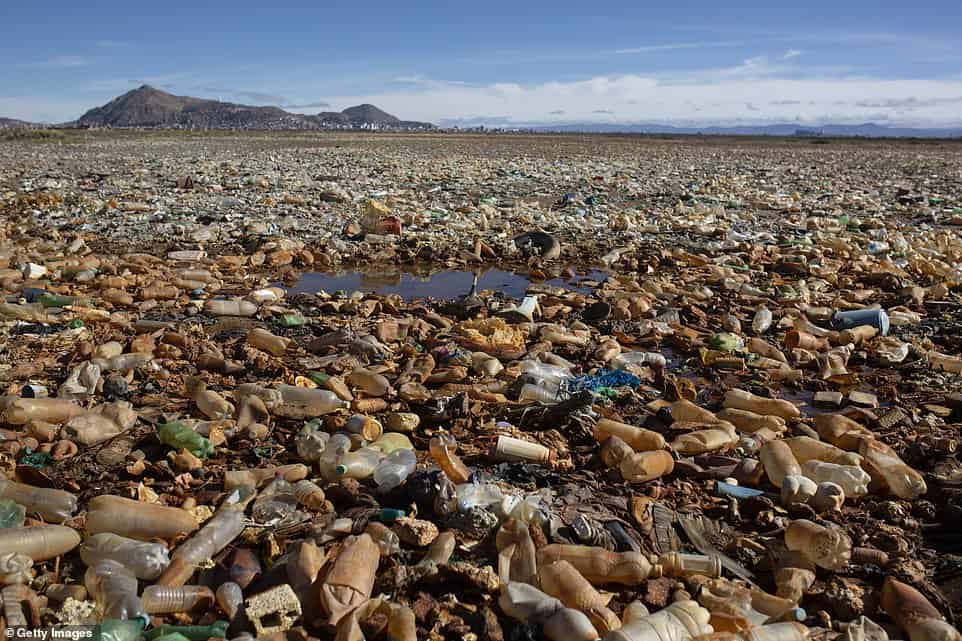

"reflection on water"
[287,266,609,300]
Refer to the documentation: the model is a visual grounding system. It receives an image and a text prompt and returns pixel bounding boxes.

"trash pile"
[0,133,961,641]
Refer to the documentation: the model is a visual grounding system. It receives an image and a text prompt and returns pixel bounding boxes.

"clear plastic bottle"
[3,397,84,425]
[81,533,171,580]
[157,506,246,586]
[927,351,962,374]
[345,414,383,441]
[320,533,380,626]
[252,477,300,524]
[800,460,870,497]
[594,418,666,452]
[293,479,327,510]
[141,585,214,614]
[605,599,714,641]
[456,482,504,512]
[275,384,350,418]
[604,438,675,484]
[85,559,147,622]
[539,560,621,634]
[536,545,654,586]
[247,327,290,356]
[0,525,81,561]
[760,441,802,489]
[0,500,25,529]
[671,427,739,456]
[318,433,353,481]
[781,475,818,506]
[372,432,415,455]
[752,306,773,334]
[499,581,600,641]
[335,447,384,479]
[295,426,330,462]
[814,414,874,450]
[216,582,243,619]
[204,299,257,316]
[186,379,234,420]
[429,435,471,484]
[858,438,927,500]
[657,552,722,578]
[519,382,562,405]
[518,360,573,389]
[85,495,199,541]
[716,409,786,434]
[364,522,400,556]
[373,449,418,492]
[784,519,851,570]
[0,479,77,522]
[387,603,418,641]
[612,352,668,369]
[492,435,556,464]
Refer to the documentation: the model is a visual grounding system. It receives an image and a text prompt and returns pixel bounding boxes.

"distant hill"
[527,121,962,138]
[71,85,434,131]
[0,117,36,129]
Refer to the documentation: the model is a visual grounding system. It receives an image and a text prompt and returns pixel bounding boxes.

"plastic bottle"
[456,482,504,512]
[204,299,257,317]
[496,517,538,585]
[724,390,801,420]
[881,576,962,641]
[539,560,621,634]
[318,433,353,481]
[186,379,234,420]
[275,384,350,418]
[782,436,862,467]
[519,382,562,405]
[715,409,786,434]
[594,418,666,452]
[320,533,380,626]
[0,479,77,522]
[141,585,214,614]
[292,479,326,510]
[158,421,215,458]
[336,447,384,479]
[781,475,818,506]
[604,436,675,483]
[472,352,503,377]
[215,582,243,620]
[81,533,171,580]
[86,495,198,541]
[499,581,600,641]
[492,435,556,464]
[0,552,33,585]
[95,619,147,641]
[345,414,384,441]
[363,522,400,556]
[347,368,391,397]
[373,449,418,492]
[612,352,668,369]
[157,506,246,586]
[605,599,714,641]
[784,519,851,570]
[3,397,84,425]
[0,525,81,561]
[657,552,723,578]
[537,545,655,585]
[760,441,802,489]
[418,530,457,569]
[252,477,300,524]
[429,435,471,484]
[927,351,962,374]
[672,426,739,456]
[371,432,415,455]
[800,460,870,497]
[752,307,773,334]
[295,426,330,462]
[858,438,927,500]
[813,414,874,450]
[246,327,290,356]
[85,559,147,622]
[94,353,154,374]
[386,603,417,641]
[63,409,133,447]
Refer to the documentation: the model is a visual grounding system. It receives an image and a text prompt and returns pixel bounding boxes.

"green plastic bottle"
[93,619,146,641]
[143,622,228,641]
[157,422,214,458]
[279,313,306,327]
[0,499,25,528]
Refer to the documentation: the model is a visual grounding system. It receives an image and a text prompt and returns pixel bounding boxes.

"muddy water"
[287,266,609,300]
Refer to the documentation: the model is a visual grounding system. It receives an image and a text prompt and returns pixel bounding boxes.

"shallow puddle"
[287,267,609,300]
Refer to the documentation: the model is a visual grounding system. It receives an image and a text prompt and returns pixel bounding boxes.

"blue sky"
[2,1,962,126]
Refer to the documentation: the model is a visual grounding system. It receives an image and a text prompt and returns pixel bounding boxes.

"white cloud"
[20,55,92,69]
[614,40,744,55]
[783,49,804,59]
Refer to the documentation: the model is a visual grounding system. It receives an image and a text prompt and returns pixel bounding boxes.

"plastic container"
[0,500,25,529]
[519,382,562,405]
[0,479,77,523]
[215,582,243,619]
[612,351,668,369]
[275,384,350,418]
[247,327,290,356]
[781,475,818,506]
[204,299,257,316]
[672,427,739,456]
[492,435,556,464]
[715,409,786,434]
[858,438,927,500]
[782,436,862,467]
[814,414,874,450]
[619,450,676,483]
[429,435,471,484]
[832,308,890,336]
[881,577,961,641]
[752,307,773,334]
[141,585,214,614]
[158,422,215,458]
[81,533,171,580]
[536,545,654,585]
[157,507,246,586]
[539,560,621,634]
[0,525,81,561]
[760,441,802,489]
[86,495,198,541]
[3,398,84,425]
[85,559,147,622]
[373,448,418,491]
[800,460,870,497]
[364,522,401,556]
[724,390,801,420]
[658,553,722,578]
[605,600,713,641]
[594,418,666,452]
[318,433,353,481]
[784,519,851,570]
[499,581,600,641]
[347,367,391,397]
[295,426,330,462]
[927,351,962,374]
[320,533,380,626]
[336,447,384,479]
